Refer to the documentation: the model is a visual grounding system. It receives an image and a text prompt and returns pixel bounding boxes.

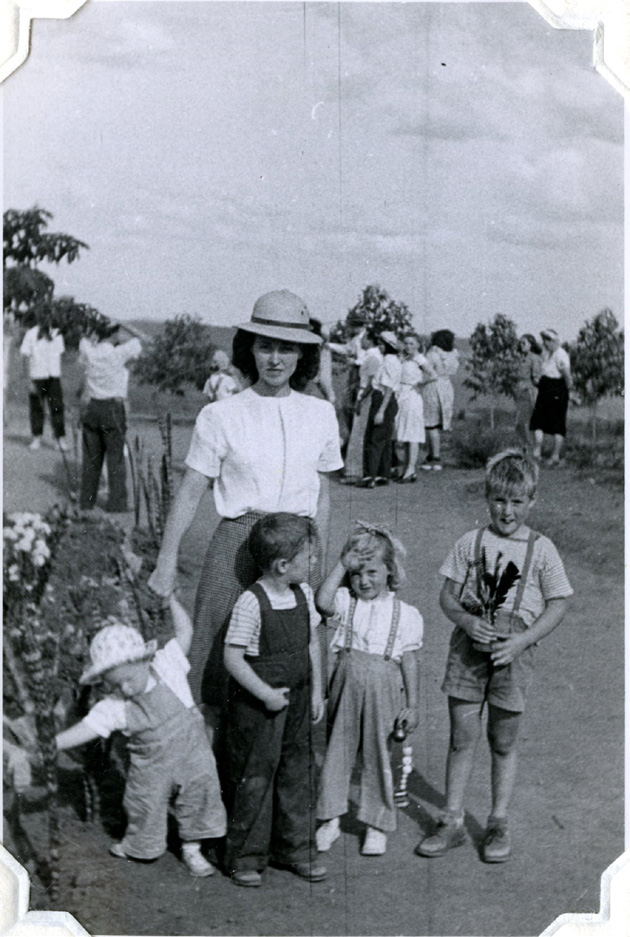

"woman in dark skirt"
[530,328,572,466]
[148,290,343,714]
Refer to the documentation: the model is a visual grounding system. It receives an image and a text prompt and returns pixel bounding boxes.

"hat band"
[251,316,312,331]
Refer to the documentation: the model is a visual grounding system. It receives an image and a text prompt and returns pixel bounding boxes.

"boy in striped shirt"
[416,450,572,864]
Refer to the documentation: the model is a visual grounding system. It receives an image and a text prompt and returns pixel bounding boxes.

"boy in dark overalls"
[223,513,326,887]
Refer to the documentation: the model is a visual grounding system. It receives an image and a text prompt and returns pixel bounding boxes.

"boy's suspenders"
[473,525,539,617]
[345,595,402,661]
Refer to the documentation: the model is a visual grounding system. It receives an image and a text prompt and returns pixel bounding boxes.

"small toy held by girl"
[315,523,424,856]
[55,595,227,878]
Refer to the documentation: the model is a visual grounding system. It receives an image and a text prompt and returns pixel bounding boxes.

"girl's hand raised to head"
[341,543,376,573]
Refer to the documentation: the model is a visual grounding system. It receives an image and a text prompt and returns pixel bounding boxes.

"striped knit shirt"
[225,581,320,656]
[440,525,573,628]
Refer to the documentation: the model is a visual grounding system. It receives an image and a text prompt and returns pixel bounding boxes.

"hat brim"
[236,322,322,345]
[79,639,158,685]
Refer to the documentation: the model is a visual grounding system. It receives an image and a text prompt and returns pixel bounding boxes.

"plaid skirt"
[189,512,324,707]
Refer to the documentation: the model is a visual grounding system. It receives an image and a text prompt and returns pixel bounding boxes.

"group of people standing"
[332,320,460,487]
[19,313,144,511]
[47,291,572,894]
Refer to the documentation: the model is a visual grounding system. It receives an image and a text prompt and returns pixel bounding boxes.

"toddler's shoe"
[109,842,129,859]
[57,437,69,452]
[232,870,262,887]
[28,437,42,451]
[361,827,387,856]
[480,817,511,863]
[290,860,328,882]
[316,818,341,852]
[181,843,215,877]
[415,811,466,857]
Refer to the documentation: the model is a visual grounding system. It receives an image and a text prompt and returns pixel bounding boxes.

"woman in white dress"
[395,334,437,482]
[421,329,459,472]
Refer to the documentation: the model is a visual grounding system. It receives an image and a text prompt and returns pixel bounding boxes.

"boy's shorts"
[441,613,535,713]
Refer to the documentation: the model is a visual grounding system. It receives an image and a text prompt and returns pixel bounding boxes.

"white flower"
[15,539,31,552]
[33,555,46,567]
[3,528,18,541]
[8,564,19,581]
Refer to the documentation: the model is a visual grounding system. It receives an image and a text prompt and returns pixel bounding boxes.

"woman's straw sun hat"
[80,621,158,684]
[237,290,322,345]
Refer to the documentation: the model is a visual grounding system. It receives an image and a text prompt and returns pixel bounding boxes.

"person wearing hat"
[148,290,343,715]
[357,330,402,489]
[530,328,572,465]
[421,329,460,472]
[202,349,243,402]
[54,595,227,877]
[78,319,145,513]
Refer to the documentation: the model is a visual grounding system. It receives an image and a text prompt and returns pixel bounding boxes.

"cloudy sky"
[2,0,624,339]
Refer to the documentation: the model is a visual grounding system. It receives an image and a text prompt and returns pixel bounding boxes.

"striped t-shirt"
[225,581,320,656]
[440,525,573,628]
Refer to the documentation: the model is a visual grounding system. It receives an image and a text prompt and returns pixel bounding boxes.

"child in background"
[202,349,242,402]
[416,450,572,863]
[223,513,326,888]
[55,595,226,877]
[316,523,423,856]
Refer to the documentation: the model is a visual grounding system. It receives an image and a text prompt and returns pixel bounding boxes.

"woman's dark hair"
[231,329,320,391]
[430,329,455,352]
[520,333,542,355]
[309,318,323,337]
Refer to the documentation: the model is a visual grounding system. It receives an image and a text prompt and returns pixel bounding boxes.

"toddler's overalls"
[224,583,317,874]
[317,596,404,833]
[121,673,226,859]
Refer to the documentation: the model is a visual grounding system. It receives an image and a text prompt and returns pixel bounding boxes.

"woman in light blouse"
[530,328,572,465]
[148,290,343,708]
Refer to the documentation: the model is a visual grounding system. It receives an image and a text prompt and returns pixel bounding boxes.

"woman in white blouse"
[148,290,343,707]
[530,328,572,465]
[356,331,402,489]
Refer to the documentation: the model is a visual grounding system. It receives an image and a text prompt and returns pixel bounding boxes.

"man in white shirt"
[78,320,143,512]
[19,319,68,451]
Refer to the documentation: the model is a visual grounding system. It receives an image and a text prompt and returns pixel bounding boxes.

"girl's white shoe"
[181,843,215,878]
[362,828,387,856]
[316,818,341,852]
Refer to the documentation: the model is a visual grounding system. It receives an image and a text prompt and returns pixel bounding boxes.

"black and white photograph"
[1,2,625,935]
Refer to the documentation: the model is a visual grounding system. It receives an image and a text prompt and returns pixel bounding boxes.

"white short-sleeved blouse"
[185,387,343,519]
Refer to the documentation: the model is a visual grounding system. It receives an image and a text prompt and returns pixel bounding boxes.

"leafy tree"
[568,308,624,442]
[3,208,89,325]
[464,313,521,428]
[132,314,217,395]
[330,284,413,343]
[49,296,108,350]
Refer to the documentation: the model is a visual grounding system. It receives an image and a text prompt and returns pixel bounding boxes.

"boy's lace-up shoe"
[290,860,328,882]
[415,811,466,857]
[480,817,511,863]
[232,870,263,887]
[316,818,341,852]
[181,843,215,877]
[361,827,387,856]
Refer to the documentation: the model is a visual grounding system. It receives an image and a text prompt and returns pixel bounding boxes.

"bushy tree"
[3,208,89,324]
[330,284,413,343]
[132,314,217,395]
[569,308,624,441]
[464,314,521,428]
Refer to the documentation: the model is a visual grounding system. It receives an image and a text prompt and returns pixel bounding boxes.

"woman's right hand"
[147,563,177,598]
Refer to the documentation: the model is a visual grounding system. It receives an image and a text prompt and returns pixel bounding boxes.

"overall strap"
[248,581,271,612]
[473,526,487,564]
[511,530,539,615]
[345,595,358,653]
[383,599,402,662]
[290,583,307,607]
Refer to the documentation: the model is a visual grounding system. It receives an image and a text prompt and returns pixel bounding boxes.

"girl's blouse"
[399,354,432,388]
[540,347,571,380]
[515,354,541,391]
[328,586,424,663]
[185,387,343,519]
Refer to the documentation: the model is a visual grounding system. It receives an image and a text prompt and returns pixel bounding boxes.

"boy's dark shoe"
[231,870,262,887]
[480,817,511,863]
[290,860,328,882]
[415,812,466,857]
